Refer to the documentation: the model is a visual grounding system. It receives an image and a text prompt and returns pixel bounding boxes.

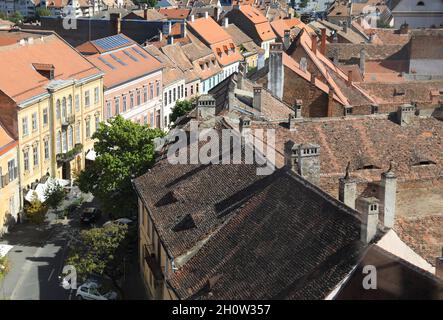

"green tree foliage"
[36,7,51,18]
[170,99,194,123]
[44,181,66,210]
[66,224,129,296]
[0,256,9,280]
[300,0,309,8]
[8,11,23,24]
[76,116,164,217]
[133,0,158,8]
[25,193,48,224]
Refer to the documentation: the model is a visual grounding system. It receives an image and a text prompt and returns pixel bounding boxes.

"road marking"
[48,268,55,282]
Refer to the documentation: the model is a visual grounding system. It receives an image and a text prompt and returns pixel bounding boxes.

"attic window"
[32,63,55,80]
[394,88,405,96]
[413,160,436,166]
[155,191,178,207]
[417,1,424,5]
[172,214,196,232]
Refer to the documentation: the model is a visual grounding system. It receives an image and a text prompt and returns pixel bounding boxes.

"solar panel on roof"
[132,47,148,59]
[93,34,132,52]
[110,53,127,66]
[123,50,139,62]
[97,56,116,70]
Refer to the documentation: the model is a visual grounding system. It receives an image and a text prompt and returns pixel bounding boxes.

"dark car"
[80,207,102,225]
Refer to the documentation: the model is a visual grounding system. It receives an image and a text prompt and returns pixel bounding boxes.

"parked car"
[80,207,102,225]
[76,281,118,300]
[103,218,134,228]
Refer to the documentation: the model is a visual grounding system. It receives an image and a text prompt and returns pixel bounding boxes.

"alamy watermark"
[155,120,276,176]
[60,265,77,290]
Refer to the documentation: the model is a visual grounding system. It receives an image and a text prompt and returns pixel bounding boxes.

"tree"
[44,181,65,211]
[8,11,23,24]
[66,224,129,297]
[25,192,48,224]
[36,7,51,18]
[133,0,158,7]
[170,99,194,123]
[76,116,164,217]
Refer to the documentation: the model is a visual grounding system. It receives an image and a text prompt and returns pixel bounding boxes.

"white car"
[103,218,133,227]
[76,281,118,300]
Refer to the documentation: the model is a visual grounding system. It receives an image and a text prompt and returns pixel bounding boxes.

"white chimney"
[357,197,379,244]
[19,39,25,46]
[224,17,229,28]
[380,161,397,228]
[436,248,443,279]
[204,11,208,19]
[190,14,195,22]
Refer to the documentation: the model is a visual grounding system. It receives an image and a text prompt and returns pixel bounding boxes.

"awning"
[85,149,96,161]
[24,177,70,203]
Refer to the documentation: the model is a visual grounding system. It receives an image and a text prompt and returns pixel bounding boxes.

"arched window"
[68,95,73,115]
[62,97,67,120]
[68,126,73,149]
[56,99,61,119]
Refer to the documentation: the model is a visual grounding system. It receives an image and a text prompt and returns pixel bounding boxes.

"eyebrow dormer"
[32,63,55,80]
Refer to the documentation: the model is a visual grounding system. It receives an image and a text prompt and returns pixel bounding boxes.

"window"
[62,97,67,121]
[173,88,176,102]
[106,101,112,119]
[345,107,353,115]
[94,87,99,104]
[68,95,73,115]
[75,94,80,112]
[371,105,379,114]
[143,115,148,125]
[115,97,120,115]
[122,95,127,112]
[8,159,16,182]
[164,116,168,127]
[85,90,90,107]
[22,117,28,136]
[196,83,199,93]
[86,118,91,138]
[76,123,81,144]
[23,149,29,171]
[185,86,188,97]
[144,86,148,102]
[150,112,154,127]
[95,115,100,132]
[44,140,49,160]
[168,90,172,104]
[56,131,61,153]
[136,89,141,106]
[164,92,168,105]
[190,85,194,96]
[130,92,134,108]
[43,108,48,126]
[68,126,73,149]
[56,99,61,119]
[62,130,67,153]
[32,112,38,131]
[33,145,39,167]
[156,81,160,96]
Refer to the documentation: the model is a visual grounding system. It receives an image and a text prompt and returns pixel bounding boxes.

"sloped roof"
[187,16,231,45]
[0,32,101,104]
[0,123,16,156]
[158,8,191,20]
[144,44,185,86]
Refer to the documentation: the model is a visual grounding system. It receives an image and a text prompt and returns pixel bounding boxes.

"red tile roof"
[187,16,231,45]
[158,8,191,20]
[0,123,16,156]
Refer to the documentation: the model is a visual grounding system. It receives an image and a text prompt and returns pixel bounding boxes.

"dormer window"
[357,164,381,170]
[417,1,424,5]
[32,63,55,80]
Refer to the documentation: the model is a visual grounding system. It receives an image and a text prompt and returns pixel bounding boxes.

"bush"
[0,256,9,280]
[44,181,66,210]
[25,193,48,224]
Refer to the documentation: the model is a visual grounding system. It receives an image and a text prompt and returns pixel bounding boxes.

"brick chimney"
[397,104,416,126]
[283,29,290,49]
[110,13,121,35]
[253,86,262,112]
[339,162,357,209]
[143,8,148,20]
[357,197,379,244]
[346,70,353,87]
[311,34,317,54]
[320,28,326,55]
[399,22,409,35]
[267,43,284,100]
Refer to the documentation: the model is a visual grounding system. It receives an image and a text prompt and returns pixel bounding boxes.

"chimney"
[224,17,229,28]
[110,13,121,34]
[181,21,187,38]
[311,34,317,54]
[283,29,290,49]
[346,70,353,87]
[234,4,240,10]
[239,116,251,135]
[198,94,216,119]
[289,100,303,130]
[290,143,321,185]
[168,21,172,35]
[168,35,174,45]
[397,104,416,126]
[267,43,284,100]
[310,72,316,85]
[159,31,163,41]
[320,28,326,55]
[204,11,208,19]
[357,197,379,244]
[237,61,246,90]
[343,21,348,33]
[143,8,148,20]
[190,14,194,22]
[339,162,357,209]
[294,99,302,119]
[253,86,262,112]
[327,86,334,117]
[215,6,220,21]
[436,248,443,279]
[359,49,366,77]
[380,161,397,229]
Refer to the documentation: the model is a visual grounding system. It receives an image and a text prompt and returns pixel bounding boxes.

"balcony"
[62,115,75,128]
[56,143,83,163]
